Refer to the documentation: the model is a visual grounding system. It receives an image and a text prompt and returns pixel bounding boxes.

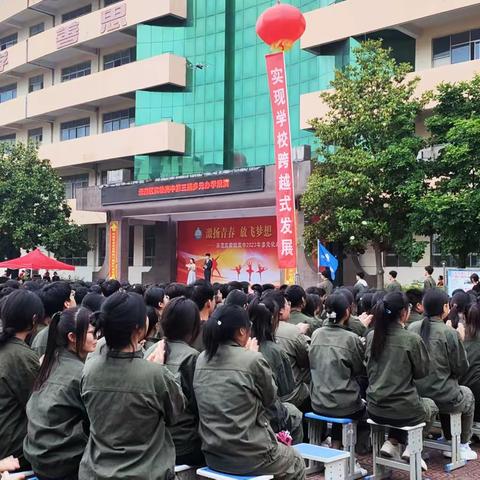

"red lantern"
[256,2,306,51]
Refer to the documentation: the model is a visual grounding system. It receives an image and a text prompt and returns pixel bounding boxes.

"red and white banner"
[266,52,297,270]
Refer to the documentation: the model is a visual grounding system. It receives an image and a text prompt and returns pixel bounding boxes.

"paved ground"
[308,441,480,479]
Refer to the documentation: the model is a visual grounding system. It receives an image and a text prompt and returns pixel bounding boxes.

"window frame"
[0,33,18,51]
[28,74,44,93]
[29,22,45,37]
[103,47,136,70]
[143,225,156,266]
[28,127,43,144]
[61,4,92,23]
[61,61,92,82]
[0,83,17,103]
[102,107,135,132]
[60,118,91,141]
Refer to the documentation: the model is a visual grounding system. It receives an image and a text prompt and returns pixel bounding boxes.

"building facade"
[0,0,479,285]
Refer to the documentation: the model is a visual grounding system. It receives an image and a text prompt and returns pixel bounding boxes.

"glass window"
[0,134,15,144]
[29,23,45,37]
[28,74,44,93]
[61,5,92,23]
[104,0,122,5]
[60,118,90,141]
[98,226,106,266]
[128,225,134,267]
[432,36,450,67]
[28,128,43,144]
[63,174,89,199]
[58,231,88,266]
[143,225,155,266]
[432,28,480,67]
[103,47,136,70]
[384,251,411,268]
[61,61,91,82]
[452,43,470,64]
[0,33,17,51]
[102,107,135,132]
[0,83,17,103]
[431,235,457,267]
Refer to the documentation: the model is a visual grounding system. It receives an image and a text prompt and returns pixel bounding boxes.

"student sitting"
[409,289,477,461]
[24,307,97,480]
[79,291,185,480]
[366,292,438,469]
[147,296,205,467]
[193,304,306,480]
[309,293,367,476]
[262,289,310,410]
[405,289,424,325]
[249,298,303,443]
[0,290,44,467]
[460,302,480,427]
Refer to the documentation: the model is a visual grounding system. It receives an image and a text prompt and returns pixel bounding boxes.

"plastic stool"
[366,419,425,480]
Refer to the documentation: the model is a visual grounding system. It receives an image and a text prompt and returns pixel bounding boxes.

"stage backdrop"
[177,217,280,285]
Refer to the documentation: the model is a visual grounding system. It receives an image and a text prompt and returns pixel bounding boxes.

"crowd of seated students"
[1,274,480,479]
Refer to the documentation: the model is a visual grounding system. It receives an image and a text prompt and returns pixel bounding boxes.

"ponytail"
[204,304,250,361]
[324,294,350,324]
[371,292,409,360]
[34,307,91,390]
[422,289,449,346]
[0,290,44,347]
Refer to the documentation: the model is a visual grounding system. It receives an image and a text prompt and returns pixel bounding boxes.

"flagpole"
[317,239,321,287]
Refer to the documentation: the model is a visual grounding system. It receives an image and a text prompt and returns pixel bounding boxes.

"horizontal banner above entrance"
[101,167,265,206]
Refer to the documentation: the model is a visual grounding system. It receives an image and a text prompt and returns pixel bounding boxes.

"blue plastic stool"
[305,412,362,479]
[294,443,350,480]
[196,467,273,480]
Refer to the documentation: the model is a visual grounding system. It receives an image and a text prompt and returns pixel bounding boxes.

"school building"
[0,0,479,286]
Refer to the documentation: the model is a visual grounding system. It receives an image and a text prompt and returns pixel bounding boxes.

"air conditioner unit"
[292,145,312,162]
[107,169,131,184]
[417,144,446,162]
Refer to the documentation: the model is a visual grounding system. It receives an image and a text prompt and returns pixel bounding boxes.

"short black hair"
[144,286,166,308]
[389,270,398,279]
[101,279,121,297]
[285,285,306,308]
[74,286,89,305]
[37,281,72,318]
[161,296,200,344]
[406,288,423,307]
[191,282,214,311]
[356,271,365,279]
[165,282,189,299]
[425,265,434,275]
[471,273,479,283]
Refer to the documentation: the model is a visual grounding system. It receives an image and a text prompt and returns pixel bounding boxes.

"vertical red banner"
[266,52,297,270]
[108,221,119,279]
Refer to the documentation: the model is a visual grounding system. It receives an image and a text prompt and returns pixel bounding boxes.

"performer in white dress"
[186,257,196,284]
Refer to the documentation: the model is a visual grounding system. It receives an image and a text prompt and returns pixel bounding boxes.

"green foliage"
[413,76,480,267]
[303,40,428,279]
[0,142,89,259]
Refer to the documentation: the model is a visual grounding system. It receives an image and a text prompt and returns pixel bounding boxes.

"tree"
[412,75,480,268]
[302,40,428,288]
[0,142,89,261]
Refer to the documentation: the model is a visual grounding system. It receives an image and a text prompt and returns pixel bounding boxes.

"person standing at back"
[353,272,368,298]
[203,253,213,284]
[470,273,480,294]
[386,271,402,293]
[318,270,333,296]
[423,266,436,290]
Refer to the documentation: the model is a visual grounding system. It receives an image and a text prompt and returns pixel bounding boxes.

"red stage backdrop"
[177,217,280,285]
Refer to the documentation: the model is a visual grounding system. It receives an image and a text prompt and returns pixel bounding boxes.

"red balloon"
[256,3,306,51]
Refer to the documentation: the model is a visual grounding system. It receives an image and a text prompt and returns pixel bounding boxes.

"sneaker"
[321,436,331,448]
[353,461,368,477]
[460,443,478,461]
[402,445,428,471]
[380,440,401,459]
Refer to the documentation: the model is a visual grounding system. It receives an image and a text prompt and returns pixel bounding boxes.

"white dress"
[187,263,196,284]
